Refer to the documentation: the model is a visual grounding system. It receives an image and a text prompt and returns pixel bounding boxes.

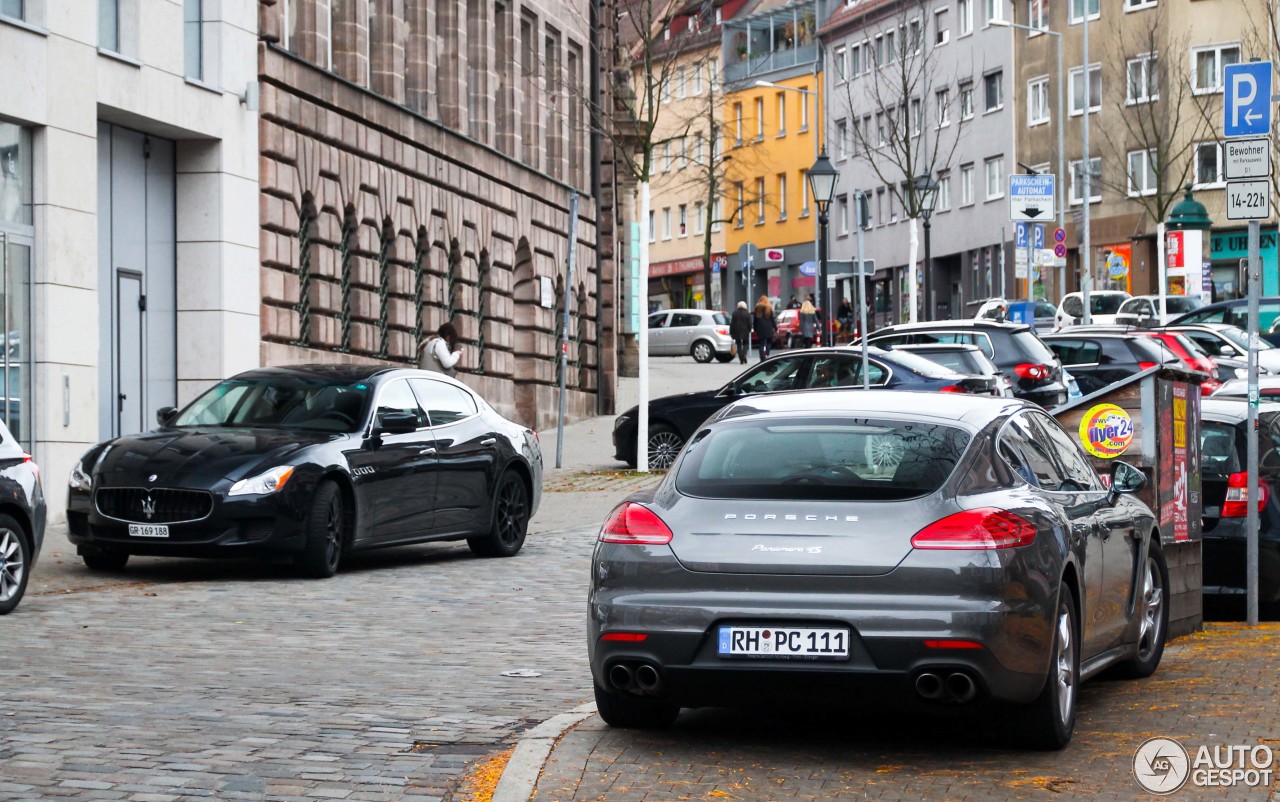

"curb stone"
[490,703,597,802]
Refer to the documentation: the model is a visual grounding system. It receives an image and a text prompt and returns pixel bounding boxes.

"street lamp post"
[991,18,1065,299]
[910,175,939,319]
[807,151,839,344]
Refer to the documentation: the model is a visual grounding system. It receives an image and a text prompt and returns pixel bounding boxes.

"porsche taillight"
[599,502,674,545]
[911,508,1038,550]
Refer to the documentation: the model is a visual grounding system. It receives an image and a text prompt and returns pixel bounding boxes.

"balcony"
[723,43,818,86]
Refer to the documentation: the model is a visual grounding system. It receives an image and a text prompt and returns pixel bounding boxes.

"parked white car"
[1054,291,1131,330]
[1113,295,1205,326]
[646,308,735,363]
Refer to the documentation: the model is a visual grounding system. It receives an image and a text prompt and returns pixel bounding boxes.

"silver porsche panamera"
[587,391,1168,749]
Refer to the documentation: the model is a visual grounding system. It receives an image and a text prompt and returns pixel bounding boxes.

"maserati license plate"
[128,524,170,538]
[717,626,850,660]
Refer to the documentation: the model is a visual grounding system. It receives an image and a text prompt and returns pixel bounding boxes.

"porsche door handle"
[419,447,437,455]
[480,438,497,446]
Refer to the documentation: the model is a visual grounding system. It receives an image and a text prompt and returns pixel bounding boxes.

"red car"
[773,308,825,348]
[1139,331,1221,395]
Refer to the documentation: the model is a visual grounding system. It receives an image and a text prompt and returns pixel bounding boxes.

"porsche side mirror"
[1108,461,1146,503]
[375,412,419,435]
[156,406,178,427]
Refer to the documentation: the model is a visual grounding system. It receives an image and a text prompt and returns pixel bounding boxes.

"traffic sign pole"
[1248,220,1261,627]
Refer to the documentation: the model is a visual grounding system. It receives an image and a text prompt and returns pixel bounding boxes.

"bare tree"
[837,0,964,322]
[1241,0,1280,217]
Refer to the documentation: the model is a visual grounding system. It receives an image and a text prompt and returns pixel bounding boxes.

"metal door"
[116,271,144,435]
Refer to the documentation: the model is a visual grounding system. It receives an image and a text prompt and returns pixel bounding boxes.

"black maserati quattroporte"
[67,365,542,578]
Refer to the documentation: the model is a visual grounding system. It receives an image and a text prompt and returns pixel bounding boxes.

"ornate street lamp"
[807,150,839,343]
[912,174,939,319]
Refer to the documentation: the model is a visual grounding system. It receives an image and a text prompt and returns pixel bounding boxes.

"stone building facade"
[256,0,615,430]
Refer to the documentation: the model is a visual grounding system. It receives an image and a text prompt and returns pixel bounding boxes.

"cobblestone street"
[3,526,602,801]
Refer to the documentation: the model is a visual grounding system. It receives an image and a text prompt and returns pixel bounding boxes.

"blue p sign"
[1224,62,1272,138]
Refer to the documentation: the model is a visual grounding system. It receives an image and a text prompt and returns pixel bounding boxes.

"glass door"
[0,231,33,449]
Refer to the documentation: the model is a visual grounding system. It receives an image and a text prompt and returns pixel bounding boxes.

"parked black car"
[0,419,45,615]
[1039,332,1177,396]
[1200,399,1280,605]
[66,365,542,578]
[613,346,987,469]
[592,391,1165,749]
[863,320,1067,407]
[885,343,1011,396]
[1170,297,1280,346]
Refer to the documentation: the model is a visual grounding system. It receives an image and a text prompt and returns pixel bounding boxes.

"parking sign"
[1223,62,1272,138]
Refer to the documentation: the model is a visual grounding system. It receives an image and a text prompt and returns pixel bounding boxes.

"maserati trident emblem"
[141,493,156,521]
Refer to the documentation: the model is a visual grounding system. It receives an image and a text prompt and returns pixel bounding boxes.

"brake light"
[601,632,649,642]
[1014,363,1050,381]
[1138,361,1157,371]
[938,384,968,393]
[715,326,729,336]
[911,508,1038,550]
[599,502,674,545]
[1223,472,1270,518]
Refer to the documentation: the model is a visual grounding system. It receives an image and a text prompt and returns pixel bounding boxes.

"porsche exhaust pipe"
[914,672,943,701]
[635,663,663,694]
[608,663,635,692]
[946,672,977,704]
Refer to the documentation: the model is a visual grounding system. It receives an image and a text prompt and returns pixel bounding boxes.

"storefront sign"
[1079,403,1135,459]
[649,256,708,278]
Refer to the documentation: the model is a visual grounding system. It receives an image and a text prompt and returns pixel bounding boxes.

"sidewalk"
[526,622,1280,802]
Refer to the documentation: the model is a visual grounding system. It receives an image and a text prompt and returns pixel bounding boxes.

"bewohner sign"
[1224,138,1271,180]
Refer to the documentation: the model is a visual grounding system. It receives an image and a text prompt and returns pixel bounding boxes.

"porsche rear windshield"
[676,418,972,500]
[173,377,371,431]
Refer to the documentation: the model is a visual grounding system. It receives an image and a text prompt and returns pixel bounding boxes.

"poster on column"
[1164,230,1201,296]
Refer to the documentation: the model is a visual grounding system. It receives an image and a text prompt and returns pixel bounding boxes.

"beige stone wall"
[257,0,611,430]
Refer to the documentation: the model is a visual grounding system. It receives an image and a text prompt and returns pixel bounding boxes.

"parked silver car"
[647,309,735,363]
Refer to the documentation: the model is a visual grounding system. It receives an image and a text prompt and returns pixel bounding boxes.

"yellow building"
[722,0,823,309]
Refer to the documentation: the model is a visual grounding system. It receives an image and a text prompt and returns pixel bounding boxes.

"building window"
[889,185,898,222]
[0,123,33,449]
[1069,65,1102,115]
[1028,77,1050,125]
[755,97,765,140]
[836,119,849,160]
[960,163,975,205]
[662,207,672,240]
[985,157,1004,200]
[1127,149,1157,196]
[680,136,690,169]
[735,183,745,228]
[1069,157,1102,204]
[678,204,688,236]
[100,0,120,51]
[799,86,809,130]
[837,195,850,235]
[777,173,787,220]
[676,67,686,99]
[984,71,1003,112]
[693,133,704,166]
[835,46,847,81]
[935,7,950,45]
[1028,0,1047,31]
[799,169,810,217]
[936,171,951,212]
[1069,0,1100,24]
[708,58,718,89]
[1193,44,1242,93]
[910,98,922,134]
[875,111,885,146]
[734,102,744,145]
[850,43,863,76]
[712,198,723,232]
[959,82,974,120]
[1194,142,1223,187]
[648,210,656,242]
[958,0,972,35]
[662,142,672,172]
[1124,0,1156,10]
[692,65,703,95]
[694,202,705,235]
[184,0,203,79]
[1127,54,1158,103]
[885,29,896,63]
[776,92,787,136]
[984,0,1005,24]
[756,178,766,224]
[0,0,22,19]
[935,88,951,128]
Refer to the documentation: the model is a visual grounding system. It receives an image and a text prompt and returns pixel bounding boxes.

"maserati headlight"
[69,461,92,492]
[228,465,295,496]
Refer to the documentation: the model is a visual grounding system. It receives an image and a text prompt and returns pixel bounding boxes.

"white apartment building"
[0,0,259,517]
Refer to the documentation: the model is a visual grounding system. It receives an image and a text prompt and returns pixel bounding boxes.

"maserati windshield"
[172,377,371,431]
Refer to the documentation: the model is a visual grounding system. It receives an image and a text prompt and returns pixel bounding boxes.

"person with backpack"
[419,322,463,376]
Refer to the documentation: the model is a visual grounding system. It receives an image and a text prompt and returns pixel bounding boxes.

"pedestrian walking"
[787,294,801,310]
[753,296,776,362]
[419,322,463,376]
[798,300,818,348]
[729,301,753,364]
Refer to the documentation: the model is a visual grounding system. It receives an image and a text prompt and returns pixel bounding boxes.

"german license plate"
[717,626,850,660]
[128,524,169,538]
